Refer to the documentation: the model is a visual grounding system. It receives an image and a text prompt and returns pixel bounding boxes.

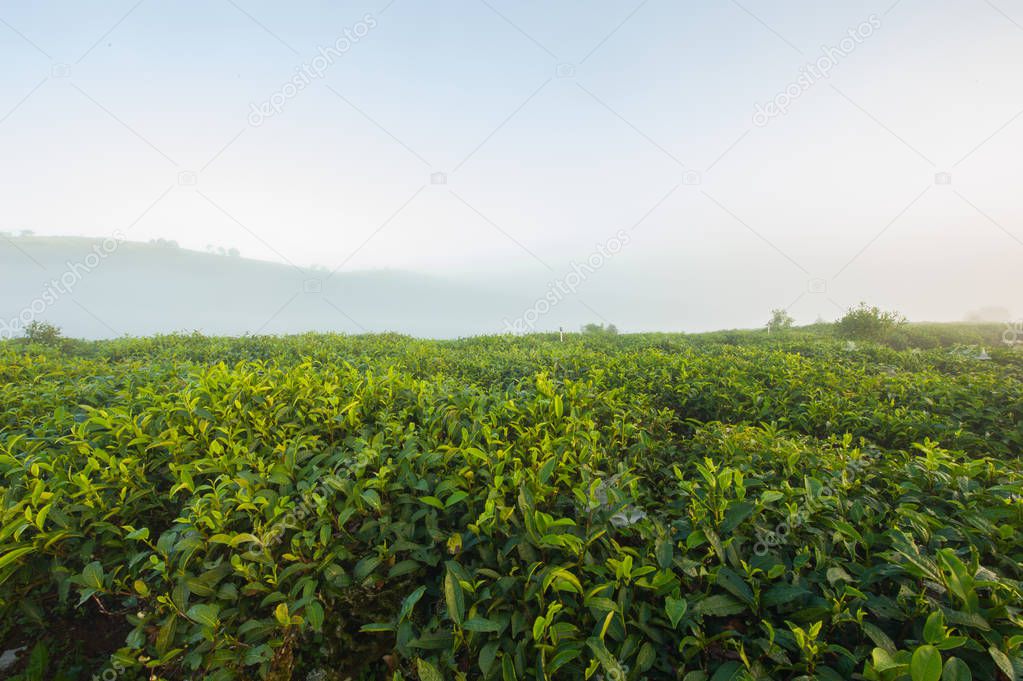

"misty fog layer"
[2,1,1021,335]
[0,236,1013,339]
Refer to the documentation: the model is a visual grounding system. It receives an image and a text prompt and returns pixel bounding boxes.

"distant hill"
[0,237,528,339]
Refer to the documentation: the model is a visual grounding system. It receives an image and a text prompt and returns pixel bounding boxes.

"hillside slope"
[0,237,526,338]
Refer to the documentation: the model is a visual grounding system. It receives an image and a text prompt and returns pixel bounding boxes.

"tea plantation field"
[1,331,1021,680]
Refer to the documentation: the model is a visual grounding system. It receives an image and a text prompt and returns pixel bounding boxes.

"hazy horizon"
[3,0,1022,335]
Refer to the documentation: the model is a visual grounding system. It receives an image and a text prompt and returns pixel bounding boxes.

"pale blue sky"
[2,0,1023,330]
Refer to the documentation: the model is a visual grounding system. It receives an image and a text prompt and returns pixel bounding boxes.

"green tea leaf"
[463,616,502,633]
[187,604,220,629]
[416,658,444,681]
[81,561,104,590]
[666,596,688,629]
[910,645,942,681]
[941,657,972,681]
[444,568,464,626]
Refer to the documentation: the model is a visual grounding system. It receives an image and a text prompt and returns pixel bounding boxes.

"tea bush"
[0,332,1021,680]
